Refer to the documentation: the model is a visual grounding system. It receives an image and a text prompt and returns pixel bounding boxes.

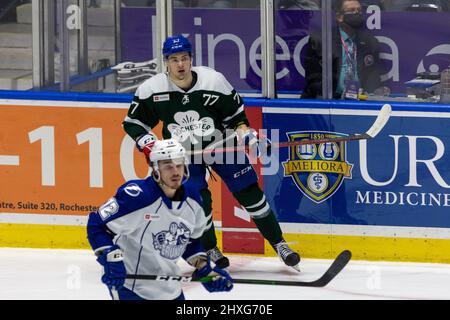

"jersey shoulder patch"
[123,183,144,197]
[113,179,161,214]
[118,179,159,200]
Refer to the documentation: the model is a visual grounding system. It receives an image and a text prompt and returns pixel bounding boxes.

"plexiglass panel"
[274,0,321,97]
[172,0,262,96]
[0,0,33,90]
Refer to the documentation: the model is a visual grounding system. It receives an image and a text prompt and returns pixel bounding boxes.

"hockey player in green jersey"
[122,35,300,271]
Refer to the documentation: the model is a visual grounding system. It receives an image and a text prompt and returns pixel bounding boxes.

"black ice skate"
[271,240,301,272]
[207,246,230,269]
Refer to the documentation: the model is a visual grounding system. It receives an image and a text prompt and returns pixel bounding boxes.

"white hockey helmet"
[150,139,189,182]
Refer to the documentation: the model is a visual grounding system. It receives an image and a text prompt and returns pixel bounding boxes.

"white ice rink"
[1,248,450,300]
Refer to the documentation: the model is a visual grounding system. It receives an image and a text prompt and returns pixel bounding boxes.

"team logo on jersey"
[167,111,215,144]
[124,183,143,197]
[98,197,119,220]
[182,94,190,105]
[282,131,353,203]
[153,222,191,260]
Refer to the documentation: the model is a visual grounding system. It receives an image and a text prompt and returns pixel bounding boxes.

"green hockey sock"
[199,188,217,251]
[252,210,283,245]
[233,183,283,245]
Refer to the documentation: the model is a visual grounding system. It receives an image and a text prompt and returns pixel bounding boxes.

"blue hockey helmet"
[162,35,192,58]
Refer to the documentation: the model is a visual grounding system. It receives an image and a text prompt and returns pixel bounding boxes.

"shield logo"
[282,131,353,203]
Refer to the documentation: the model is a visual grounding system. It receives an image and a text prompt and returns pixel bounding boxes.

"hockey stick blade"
[232,250,352,287]
[126,250,352,288]
[365,103,392,138]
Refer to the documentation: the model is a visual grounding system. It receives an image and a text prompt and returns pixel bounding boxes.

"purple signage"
[120,8,450,95]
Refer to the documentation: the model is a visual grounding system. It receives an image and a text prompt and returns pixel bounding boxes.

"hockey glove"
[192,262,233,293]
[97,245,127,289]
[136,133,157,165]
[237,128,271,158]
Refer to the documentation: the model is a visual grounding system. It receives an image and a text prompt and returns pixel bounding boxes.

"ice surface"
[1,248,449,300]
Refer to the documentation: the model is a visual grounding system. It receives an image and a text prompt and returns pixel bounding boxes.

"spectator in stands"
[301,0,385,99]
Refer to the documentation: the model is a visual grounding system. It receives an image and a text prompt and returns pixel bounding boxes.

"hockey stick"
[271,103,392,149]
[125,250,352,288]
[188,104,392,156]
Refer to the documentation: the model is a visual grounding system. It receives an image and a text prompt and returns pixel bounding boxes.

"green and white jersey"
[123,66,248,151]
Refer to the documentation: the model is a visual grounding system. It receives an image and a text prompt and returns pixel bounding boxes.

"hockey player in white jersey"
[87,139,233,300]
[122,35,300,271]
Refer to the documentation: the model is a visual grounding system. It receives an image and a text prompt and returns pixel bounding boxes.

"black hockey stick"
[188,104,392,156]
[126,250,352,288]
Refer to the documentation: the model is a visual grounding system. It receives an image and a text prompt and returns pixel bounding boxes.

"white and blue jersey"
[87,177,207,300]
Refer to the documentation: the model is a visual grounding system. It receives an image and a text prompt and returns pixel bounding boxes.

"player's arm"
[87,212,114,255]
[87,183,149,254]
[182,198,209,268]
[87,194,129,289]
[87,183,153,289]
[215,78,269,157]
[220,89,249,130]
[122,91,160,162]
[208,71,249,130]
[122,94,158,140]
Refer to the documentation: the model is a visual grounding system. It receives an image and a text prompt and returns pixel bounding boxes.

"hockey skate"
[207,246,230,269]
[271,240,301,272]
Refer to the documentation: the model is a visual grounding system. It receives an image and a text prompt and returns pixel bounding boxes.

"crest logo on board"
[282,131,353,203]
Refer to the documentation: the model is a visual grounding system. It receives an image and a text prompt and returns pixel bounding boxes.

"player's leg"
[232,183,300,268]
[188,164,229,268]
[213,157,300,269]
[199,187,229,268]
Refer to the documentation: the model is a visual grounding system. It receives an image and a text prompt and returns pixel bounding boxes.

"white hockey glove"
[236,128,271,158]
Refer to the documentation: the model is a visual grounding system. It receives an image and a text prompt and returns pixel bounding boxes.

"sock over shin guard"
[233,183,283,244]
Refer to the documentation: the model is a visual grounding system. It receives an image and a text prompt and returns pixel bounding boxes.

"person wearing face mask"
[302,0,385,99]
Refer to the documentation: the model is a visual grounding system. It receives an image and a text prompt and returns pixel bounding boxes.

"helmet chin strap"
[152,170,171,190]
